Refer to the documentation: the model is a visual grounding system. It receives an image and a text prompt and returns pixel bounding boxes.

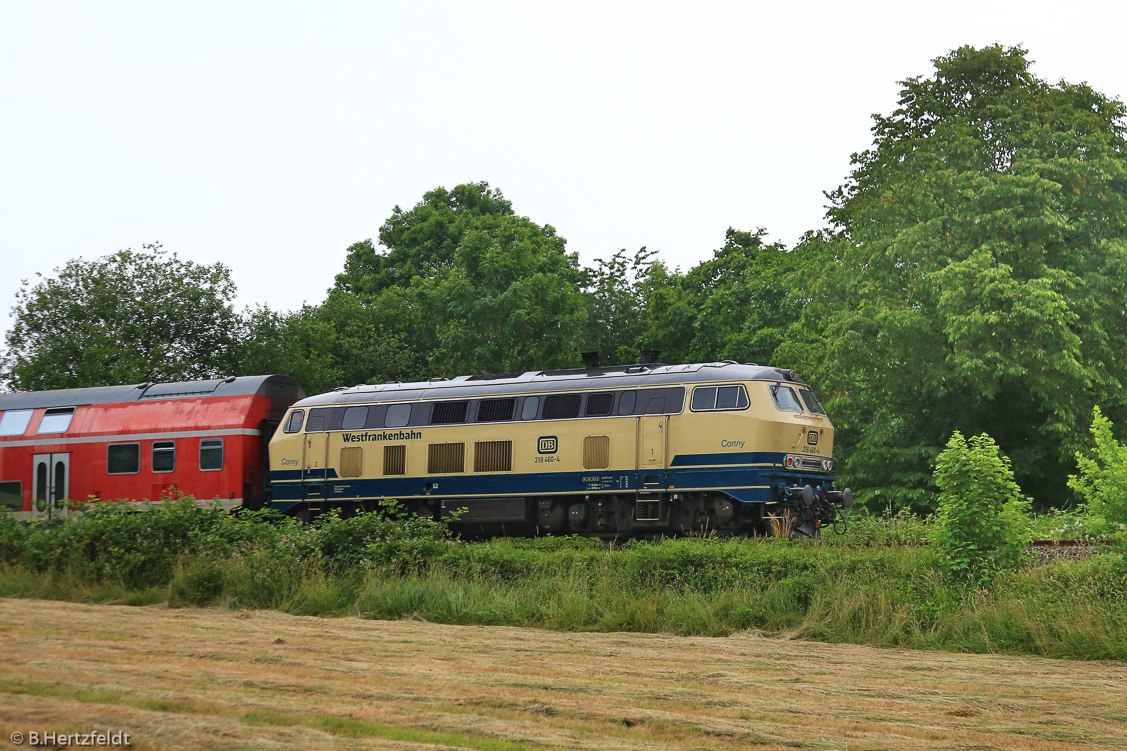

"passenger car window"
[37,407,76,434]
[107,443,141,474]
[0,410,34,437]
[152,441,176,472]
[200,439,224,471]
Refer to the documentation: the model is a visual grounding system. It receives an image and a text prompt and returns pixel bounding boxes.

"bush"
[1068,406,1127,534]
[931,432,1031,582]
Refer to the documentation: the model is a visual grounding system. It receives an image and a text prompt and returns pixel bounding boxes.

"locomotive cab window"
[770,385,803,413]
[798,388,827,416]
[200,438,224,471]
[37,407,76,434]
[152,441,176,473]
[691,385,750,412]
[107,443,141,475]
[283,410,305,433]
[0,410,34,437]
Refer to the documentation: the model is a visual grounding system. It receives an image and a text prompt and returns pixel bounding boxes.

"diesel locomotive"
[268,359,852,537]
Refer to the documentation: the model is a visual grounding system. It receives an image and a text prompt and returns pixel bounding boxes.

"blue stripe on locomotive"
[268,451,833,512]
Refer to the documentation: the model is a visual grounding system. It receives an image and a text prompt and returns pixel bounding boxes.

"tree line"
[3,45,1126,513]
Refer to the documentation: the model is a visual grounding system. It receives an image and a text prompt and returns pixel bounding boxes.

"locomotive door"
[31,453,70,519]
[638,416,667,469]
[301,433,329,500]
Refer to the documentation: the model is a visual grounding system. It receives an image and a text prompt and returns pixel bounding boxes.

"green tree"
[2,244,240,390]
[1068,406,1127,531]
[783,45,1127,511]
[580,247,660,365]
[932,431,1031,582]
[335,182,515,298]
[235,291,424,395]
[421,221,586,376]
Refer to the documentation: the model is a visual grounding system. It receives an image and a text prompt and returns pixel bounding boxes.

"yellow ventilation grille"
[428,443,465,474]
[583,435,611,469]
[383,445,406,476]
[474,440,513,472]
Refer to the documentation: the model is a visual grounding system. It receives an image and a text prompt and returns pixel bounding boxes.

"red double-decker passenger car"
[0,376,303,520]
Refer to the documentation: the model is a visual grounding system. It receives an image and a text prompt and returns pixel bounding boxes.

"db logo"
[807,431,819,446]
[538,436,558,454]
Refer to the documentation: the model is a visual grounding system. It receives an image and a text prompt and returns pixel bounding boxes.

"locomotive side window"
[107,443,141,474]
[0,410,34,437]
[306,409,327,432]
[770,385,803,413]
[283,410,305,433]
[342,406,368,430]
[797,388,827,416]
[477,398,516,422]
[385,404,411,428]
[617,391,637,415]
[383,445,406,475]
[431,401,469,425]
[200,438,224,471]
[0,481,21,511]
[585,392,614,416]
[152,441,176,473]
[520,397,539,421]
[543,394,581,419]
[690,385,749,412]
[37,407,76,434]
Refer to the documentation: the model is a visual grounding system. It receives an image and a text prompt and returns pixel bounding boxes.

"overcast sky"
[2,1,1125,347]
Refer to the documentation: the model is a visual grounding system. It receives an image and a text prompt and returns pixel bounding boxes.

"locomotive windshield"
[770,384,803,412]
[798,388,827,416]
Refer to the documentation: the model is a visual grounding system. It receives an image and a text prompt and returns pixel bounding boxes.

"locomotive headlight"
[822,459,832,472]
[784,455,795,468]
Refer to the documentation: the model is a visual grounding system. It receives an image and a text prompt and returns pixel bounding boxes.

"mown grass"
[2,499,1125,661]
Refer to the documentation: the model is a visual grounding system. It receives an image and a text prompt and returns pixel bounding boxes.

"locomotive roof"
[295,361,806,407]
[0,375,303,411]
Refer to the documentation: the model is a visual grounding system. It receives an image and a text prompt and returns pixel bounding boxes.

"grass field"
[1,599,1126,750]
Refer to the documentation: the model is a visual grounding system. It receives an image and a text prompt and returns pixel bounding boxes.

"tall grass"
[2,500,1125,660]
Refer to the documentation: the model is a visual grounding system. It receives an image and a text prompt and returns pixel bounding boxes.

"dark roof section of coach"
[294,362,805,408]
[0,375,304,411]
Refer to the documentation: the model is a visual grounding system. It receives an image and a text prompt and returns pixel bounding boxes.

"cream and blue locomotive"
[267,359,852,537]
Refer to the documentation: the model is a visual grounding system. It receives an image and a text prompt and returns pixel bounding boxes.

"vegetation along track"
[3,598,1127,751]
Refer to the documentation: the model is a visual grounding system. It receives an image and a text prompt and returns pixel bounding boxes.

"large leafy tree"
[2,244,241,390]
[335,182,515,299]
[323,182,586,381]
[422,221,586,376]
[785,45,1127,510]
[580,247,662,365]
